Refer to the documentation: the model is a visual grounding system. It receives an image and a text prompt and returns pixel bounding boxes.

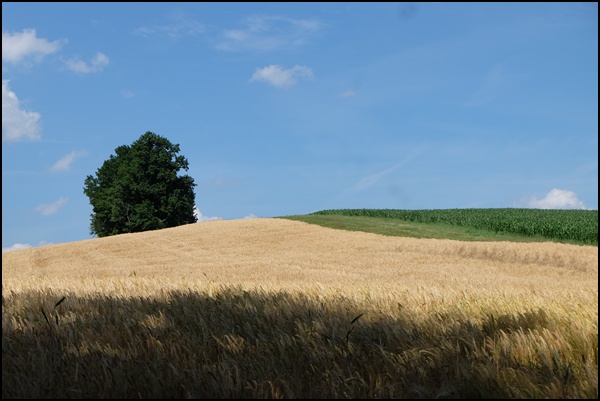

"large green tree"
[83,131,197,237]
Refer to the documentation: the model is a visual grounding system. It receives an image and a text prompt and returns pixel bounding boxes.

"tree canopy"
[83,131,197,237]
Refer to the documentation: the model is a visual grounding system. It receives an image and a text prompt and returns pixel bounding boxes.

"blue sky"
[2,2,598,251]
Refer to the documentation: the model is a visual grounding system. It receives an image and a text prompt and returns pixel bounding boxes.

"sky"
[2,2,598,252]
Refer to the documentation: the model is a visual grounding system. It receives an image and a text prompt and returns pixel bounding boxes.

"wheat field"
[2,218,598,398]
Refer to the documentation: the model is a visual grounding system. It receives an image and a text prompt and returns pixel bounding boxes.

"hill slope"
[3,218,597,296]
[3,218,598,399]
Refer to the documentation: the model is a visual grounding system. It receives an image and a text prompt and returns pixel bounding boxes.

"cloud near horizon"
[2,79,42,142]
[2,243,32,253]
[250,64,314,89]
[527,188,588,210]
[193,206,258,221]
[2,240,53,253]
[193,206,223,222]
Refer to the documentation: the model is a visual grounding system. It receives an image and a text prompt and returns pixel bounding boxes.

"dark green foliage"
[311,208,598,245]
[83,132,197,237]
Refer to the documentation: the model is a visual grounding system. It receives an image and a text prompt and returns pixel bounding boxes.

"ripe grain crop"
[2,218,598,398]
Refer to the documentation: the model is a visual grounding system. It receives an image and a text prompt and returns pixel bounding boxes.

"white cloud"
[2,28,66,63]
[65,52,109,74]
[193,206,223,222]
[2,243,32,253]
[527,188,588,209]
[2,79,41,142]
[49,150,87,172]
[216,15,321,52]
[2,240,53,253]
[250,64,314,89]
[35,197,68,216]
[243,213,258,219]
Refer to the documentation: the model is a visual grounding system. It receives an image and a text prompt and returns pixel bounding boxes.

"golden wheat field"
[2,218,598,398]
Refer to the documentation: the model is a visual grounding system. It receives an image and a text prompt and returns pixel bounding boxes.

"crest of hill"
[2,218,597,293]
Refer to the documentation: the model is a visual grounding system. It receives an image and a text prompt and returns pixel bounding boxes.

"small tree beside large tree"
[83,131,197,237]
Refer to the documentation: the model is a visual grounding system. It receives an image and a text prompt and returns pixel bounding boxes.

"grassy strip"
[280,214,587,245]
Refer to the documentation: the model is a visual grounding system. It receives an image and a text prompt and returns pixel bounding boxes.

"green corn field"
[310,208,598,245]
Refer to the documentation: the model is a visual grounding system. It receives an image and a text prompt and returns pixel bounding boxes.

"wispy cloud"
[193,206,222,222]
[215,15,321,52]
[250,64,314,89]
[134,14,206,39]
[243,213,258,219]
[121,90,135,99]
[49,150,87,172]
[340,90,357,98]
[526,188,588,209]
[2,28,66,64]
[465,64,515,107]
[345,163,405,194]
[35,197,68,216]
[65,52,109,74]
[345,153,422,194]
[2,79,41,142]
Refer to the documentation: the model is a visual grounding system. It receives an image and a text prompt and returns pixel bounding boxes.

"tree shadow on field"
[1,288,578,399]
